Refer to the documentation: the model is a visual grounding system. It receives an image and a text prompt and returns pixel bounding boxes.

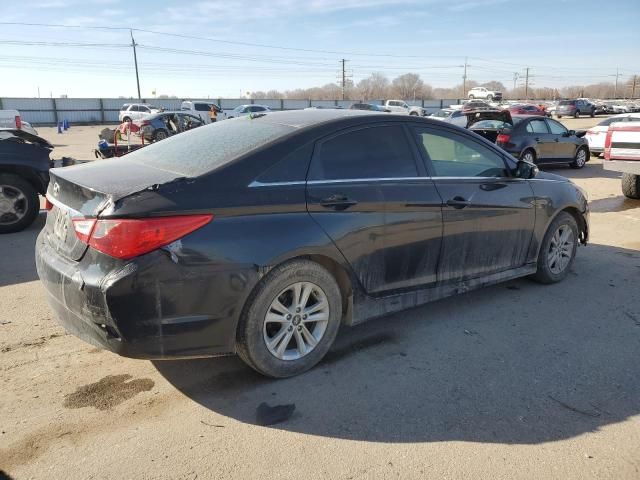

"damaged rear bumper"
[35,231,258,359]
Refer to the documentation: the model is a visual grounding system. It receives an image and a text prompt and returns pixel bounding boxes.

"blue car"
[138,112,204,142]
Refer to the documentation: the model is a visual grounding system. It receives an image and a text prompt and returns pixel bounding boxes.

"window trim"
[307,122,424,182]
[408,123,515,179]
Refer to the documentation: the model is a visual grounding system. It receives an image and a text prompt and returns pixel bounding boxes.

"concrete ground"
[1,119,639,479]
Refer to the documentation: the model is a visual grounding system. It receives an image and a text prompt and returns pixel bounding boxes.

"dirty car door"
[412,125,535,282]
[306,124,442,295]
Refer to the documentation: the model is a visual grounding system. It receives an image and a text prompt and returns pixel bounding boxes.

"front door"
[411,125,536,282]
[306,123,443,295]
[546,118,577,160]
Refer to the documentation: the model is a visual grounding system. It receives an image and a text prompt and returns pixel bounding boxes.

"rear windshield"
[194,103,211,111]
[559,101,575,105]
[129,118,294,177]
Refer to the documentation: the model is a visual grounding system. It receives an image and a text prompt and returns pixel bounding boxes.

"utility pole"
[462,57,468,98]
[524,67,530,99]
[630,75,638,99]
[130,29,141,101]
[341,59,348,100]
[613,68,622,99]
[512,72,519,91]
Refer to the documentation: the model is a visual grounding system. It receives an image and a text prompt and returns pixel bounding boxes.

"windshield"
[233,105,245,113]
[129,117,294,177]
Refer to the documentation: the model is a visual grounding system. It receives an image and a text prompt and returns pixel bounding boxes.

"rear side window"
[309,125,418,180]
[526,119,549,134]
[130,119,293,177]
[194,103,210,111]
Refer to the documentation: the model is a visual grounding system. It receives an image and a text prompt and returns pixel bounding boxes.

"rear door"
[411,125,535,282]
[546,118,576,159]
[306,123,443,294]
[525,118,554,160]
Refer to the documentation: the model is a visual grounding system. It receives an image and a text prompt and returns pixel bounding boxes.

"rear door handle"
[446,196,471,209]
[320,194,358,210]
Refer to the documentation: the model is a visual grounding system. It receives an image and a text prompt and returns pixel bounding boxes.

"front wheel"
[487,94,493,101]
[590,110,595,118]
[557,115,563,119]
[570,147,588,169]
[122,116,132,123]
[236,259,343,378]
[468,95,475,99]
[574,110,580,119]
[532,212,579,284]
[409,111,419,116]
[621,173,640,199]
[0,174,40,234]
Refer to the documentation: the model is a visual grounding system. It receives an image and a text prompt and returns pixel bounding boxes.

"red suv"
[508,104,549,116]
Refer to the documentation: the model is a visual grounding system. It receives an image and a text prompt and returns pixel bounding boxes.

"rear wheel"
[0,174,40,234]
[520,148,536,164]
[154,129,169,141]
[621,173,640,199]
[532,212,579,284]
[557,115,563,119]
[570,146,588,169]
[122,116,132,123]
[590,109,595,118]
[487,94,493,101]
[236,259,342,378]
[468,95,475,99]
[409,111,419,116]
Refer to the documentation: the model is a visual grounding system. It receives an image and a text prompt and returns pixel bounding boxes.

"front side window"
[414,128,508,178]
[546,119,567,135]
[309,125,418,181]
[194,103,211,111]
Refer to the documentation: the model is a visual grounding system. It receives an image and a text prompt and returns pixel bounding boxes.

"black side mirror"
[515,160,538,179]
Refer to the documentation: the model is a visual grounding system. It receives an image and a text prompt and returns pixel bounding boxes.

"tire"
[154,129,169,141]
[574,110,580,119]
[520,148,537,164]
[487,94,493,101]
[236,259,343,378]
[409,111,419,116]
[590,109,595,118]
[0,174,40,234]
[570,146,588,169]
[621,173,640,199]
[468,95,475,99]
[122,116,132,123]
[557,115,562,119]
[532,212,579,284]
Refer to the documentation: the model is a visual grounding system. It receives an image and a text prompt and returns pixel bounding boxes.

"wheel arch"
[0,166,47,195]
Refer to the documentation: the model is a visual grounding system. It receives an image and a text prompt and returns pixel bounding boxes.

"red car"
[508,104,549,116]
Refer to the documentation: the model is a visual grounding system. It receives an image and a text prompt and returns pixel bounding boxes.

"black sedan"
[139,112,204,142]
[469,112,590,169]
[36,110,589,378]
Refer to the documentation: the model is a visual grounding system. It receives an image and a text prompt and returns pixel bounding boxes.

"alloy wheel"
[263,282,330,361]
[547,225,575,275]
[575,148,587,167]
[522,151,535,163]
[0,185,28,225]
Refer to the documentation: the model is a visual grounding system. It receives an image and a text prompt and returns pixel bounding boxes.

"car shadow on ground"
[154,243,640,444]
[589,196,639,213]
[0,213,45,287]
[542,162,621,180]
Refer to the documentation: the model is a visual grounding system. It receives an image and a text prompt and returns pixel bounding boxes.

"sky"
[1,0,639,98]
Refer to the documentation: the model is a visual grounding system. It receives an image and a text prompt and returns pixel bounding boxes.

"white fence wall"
[0,97,465,125]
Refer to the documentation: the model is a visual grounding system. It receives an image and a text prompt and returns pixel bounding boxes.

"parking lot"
[1,118,639,479]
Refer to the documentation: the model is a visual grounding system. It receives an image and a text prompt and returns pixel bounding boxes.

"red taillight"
[44,196,54,211]
[497,133,511,144]
[15,115,22,130]
[72,215,213,259]
[604,130,613,160]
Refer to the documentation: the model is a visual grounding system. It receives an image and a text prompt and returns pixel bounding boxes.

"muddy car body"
[36,111,589,377]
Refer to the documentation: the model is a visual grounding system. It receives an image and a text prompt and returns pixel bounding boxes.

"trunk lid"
[44,158,183,261]
[465,109,512,128]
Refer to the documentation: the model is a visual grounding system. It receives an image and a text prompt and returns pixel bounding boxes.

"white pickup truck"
[603,121,640,199]
[383,100,426,116]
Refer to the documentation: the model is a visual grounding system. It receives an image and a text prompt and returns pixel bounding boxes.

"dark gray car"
[556,100,596,118]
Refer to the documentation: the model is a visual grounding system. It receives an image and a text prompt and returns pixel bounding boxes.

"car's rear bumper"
[35,231,257,359]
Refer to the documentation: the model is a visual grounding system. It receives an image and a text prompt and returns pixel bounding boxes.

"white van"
[0,109,38,135]
[180,101,226,123]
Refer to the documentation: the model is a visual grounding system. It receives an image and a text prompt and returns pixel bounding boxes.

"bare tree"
[357,72,390,100]
[391,73,425,100]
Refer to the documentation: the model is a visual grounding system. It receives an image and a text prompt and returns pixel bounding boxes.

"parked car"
[138,112,205,142]
[36,110,589,378]
[227,104,271,119]
[349,103,390,112]
[585,114,640,156]
[508,104,549,116]
[383,100,426,116]
[429,108,466,127]
[462,99,491,111]
[180,101,226,123]
[0,129,53,233]
[468,111,590,168]
[603,121,640,199]
[467,86,502,101]
[556,99,596,118]
[0,109,38,135]
[119,104,162,123]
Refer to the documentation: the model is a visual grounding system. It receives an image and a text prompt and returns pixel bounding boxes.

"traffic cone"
[57,122,62,134]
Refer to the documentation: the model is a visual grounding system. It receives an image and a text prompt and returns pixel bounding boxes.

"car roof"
[247,109,388,129]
